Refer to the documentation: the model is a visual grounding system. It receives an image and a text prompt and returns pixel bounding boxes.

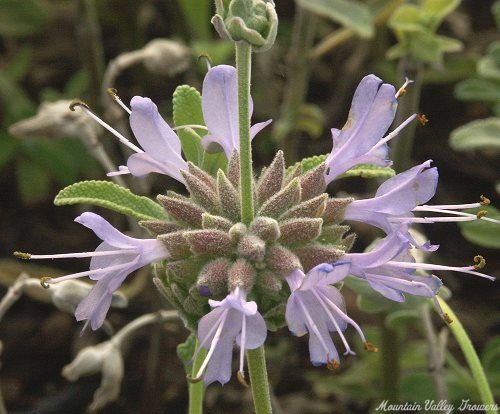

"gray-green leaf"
[449,117,500,151]
[54,180,167,221]
[458,206,500,249]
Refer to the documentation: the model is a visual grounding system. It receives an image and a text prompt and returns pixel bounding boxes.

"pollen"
[326,358,340,371]
[417,114,429,125]
[443,313,453,324]
[364,341,378,353]
[473,255,486,270]
[480,195,490,205]
[13,251,31,260]
[69,99,90,111]
[477,210,488,219]
[40,277,52,289]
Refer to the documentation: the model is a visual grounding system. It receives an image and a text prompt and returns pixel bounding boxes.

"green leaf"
[295,0,374,38]
[385,309,420,330]
[54,181,167,221]
[458,206,500,249]
[341,164,395,179]
[477,42,500,82]
[176,332,197,371]
[455,78,500,103]
[0,0,48,37]
[388,4,424,33]
[172,85,205,166]
[422,0,460,30]
[449,118,500,151]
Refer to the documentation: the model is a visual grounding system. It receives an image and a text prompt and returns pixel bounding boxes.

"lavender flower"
[194,286,267,385]
[18,212,169,330]
[71,97,188,183]
[324,75,416,183]
[285,264,373,368]
[201,65,271,158]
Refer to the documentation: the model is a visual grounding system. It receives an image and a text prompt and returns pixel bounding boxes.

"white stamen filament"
[395,77,414,98]
[371,114,417,153]
[386,261,495,281]
[74,105,144,154]
[310,289,354,355]
[110,93,132,115]
[172,124,209,132]
[46,261,134,284]
[295,294,332,357]
[195,309,228,379]
[27,249,133,260]
[239,313,247,375]
[317,289,367,344]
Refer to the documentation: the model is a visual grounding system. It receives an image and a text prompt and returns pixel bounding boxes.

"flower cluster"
[17,65,496,387]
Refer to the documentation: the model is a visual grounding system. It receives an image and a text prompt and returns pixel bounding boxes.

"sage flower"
[201,65,271,158]
[285,263,372,368]
[194,286,267,385]
[18,212,169,330]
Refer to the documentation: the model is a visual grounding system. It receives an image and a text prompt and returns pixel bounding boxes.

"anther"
[197,53,213,70]
[237,371,249,388]
[473,255,486,270]
[13,251,31,260]
[364,341,378,353]
[326,358,340,371]
[477,210,488,219]
[107,88,131,114]
[186,374,203,384]
[417,114,429,125]
[480,195,490,205]
[395,77,414,98]
[443,313,453,324]
[69,99,90,111]
[40,277,51,289]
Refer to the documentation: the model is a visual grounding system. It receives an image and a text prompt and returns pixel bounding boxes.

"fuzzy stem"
[436,297,497,414]
[235,41,254,225]
[188,340,207,414]
[247,346,273,414]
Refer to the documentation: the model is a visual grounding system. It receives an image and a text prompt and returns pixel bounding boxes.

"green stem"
[235,41,254,225]
[188,341,207,414]
[247,346,272,414]
[436,297,497,414]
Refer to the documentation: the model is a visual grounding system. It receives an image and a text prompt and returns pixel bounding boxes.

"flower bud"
[258,177,301,218]
[217,170,241,222]
[300,164,327,201]
[184,229,234,255]
[139,220,182,235]
[293,244,344,272]
[157,194,205,227]
[249,216,280,242]
[202,213,233,232]
[228,259,256,291]
[197,258,232,296]
[257,269,282,296]
[237,234,266,262]
[256,151,284,205]
[158,231,192,259]
[182,170,220,214]
[323,197,354,224]
[62,341,124,411]
[212,0,278,52]
[265,245,302,277]
[279,218,323,244]
[142,39,191,76]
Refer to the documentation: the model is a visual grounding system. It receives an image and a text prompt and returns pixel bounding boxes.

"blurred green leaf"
[295,0,374,38]
[17,158,51,204]
[175,0,211,39]
[172,85,205,166]
[400,372,437,404]
[482,336,500,371]
[0,133,17,170]
[421,0,460,30]
[458,206,500,249]
[0,0,48,36]
[341,164,395,179]
[0,71,35,121]
[54,180,167,221]
[455,78,500,103]
[3,46,33,81]
[176,332,197,371]
[449,118,500,151]
[477,42,500,82]
[492,1,500,30]
[295,103,325,138]
[385,309,420,330]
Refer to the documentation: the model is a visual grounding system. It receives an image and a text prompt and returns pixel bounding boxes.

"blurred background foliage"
[0,0,499,413]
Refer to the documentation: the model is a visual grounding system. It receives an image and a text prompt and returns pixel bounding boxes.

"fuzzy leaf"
[458,206,500,249]
[296,0,374,38]
[172,85,205,166]
[455,78,500,103]
[54,180,167,221]
[176,333,198,371]
[449,118,500,151]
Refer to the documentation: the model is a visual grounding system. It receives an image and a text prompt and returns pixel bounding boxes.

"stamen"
[473,255,486,270]
[386,260,495,281]
[239,312,247,381]
[194,309,228,380]
[311,289,354,355]
[107,166,131,176]
[395,77,414,98]
[364,342,378,352]
[172,124,209,132]
[295,295,332,356]
[477,210,488,219]
[326,358,340,371]
[40,277,51,289]
[317,289,367,344]
[417,114,429,125]
[45,261,134,284]
[480,195,490,205]
[107,88,132,115]
[70,100,144,154]
[15,249,133,260]
[237,371,249,388]
[371,114,417,152]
